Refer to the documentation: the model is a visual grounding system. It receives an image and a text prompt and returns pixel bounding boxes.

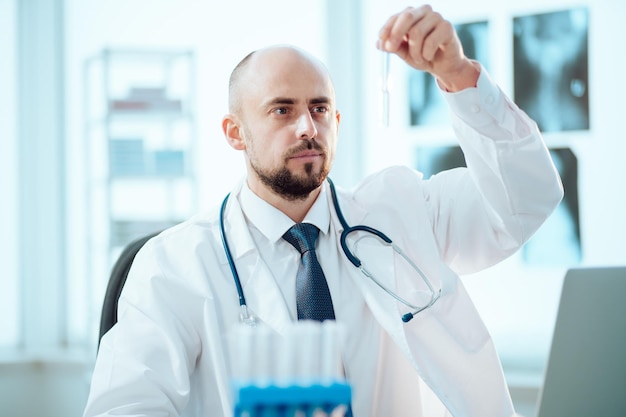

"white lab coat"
[84,69,563,417]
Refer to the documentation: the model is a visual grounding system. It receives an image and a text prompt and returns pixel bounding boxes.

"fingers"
[410,15,455,63]
[378,5,459,69]
[379,6,432,52]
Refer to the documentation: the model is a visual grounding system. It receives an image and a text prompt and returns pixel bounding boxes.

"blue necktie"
[282,223,335,321]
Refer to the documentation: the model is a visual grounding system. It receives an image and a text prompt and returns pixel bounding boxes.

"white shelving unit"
[83,48,197,340]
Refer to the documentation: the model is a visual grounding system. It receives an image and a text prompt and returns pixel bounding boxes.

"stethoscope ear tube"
[328,177,392,267]
[340,225,392,268]
[220,194,247,309]
[326,178,347,229]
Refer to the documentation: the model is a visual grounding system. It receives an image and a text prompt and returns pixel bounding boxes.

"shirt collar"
[239,180,331,244]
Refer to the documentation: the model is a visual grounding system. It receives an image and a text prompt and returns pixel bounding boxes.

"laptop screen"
[536,266,626,417]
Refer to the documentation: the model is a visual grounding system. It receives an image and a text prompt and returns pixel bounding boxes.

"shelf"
[83,48,198,327]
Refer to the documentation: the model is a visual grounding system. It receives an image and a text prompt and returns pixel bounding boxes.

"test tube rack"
[230,321,352,417]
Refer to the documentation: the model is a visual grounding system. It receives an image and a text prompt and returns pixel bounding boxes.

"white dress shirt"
[239,183,366,330]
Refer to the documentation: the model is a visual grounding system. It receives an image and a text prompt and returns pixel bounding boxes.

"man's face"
[230,48,340,201]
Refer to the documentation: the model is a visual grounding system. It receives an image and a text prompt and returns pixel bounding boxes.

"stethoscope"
[219,178,441,325]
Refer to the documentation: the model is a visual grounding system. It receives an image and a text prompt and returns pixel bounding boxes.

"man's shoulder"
[142,208,222,255]
[330,165,425,215]
[352,165,424,196]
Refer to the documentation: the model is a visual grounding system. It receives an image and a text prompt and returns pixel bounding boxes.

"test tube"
[380,50,390,127]
[275,328,295,386]
[251,324,273,386]
[233,323,254,382]
[320,321,342,383]
[294,321,321,385]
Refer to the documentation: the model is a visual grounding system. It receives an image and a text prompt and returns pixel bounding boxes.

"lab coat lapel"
[224,185,293,334]
[326,183,408,352]
[325,181,516,416]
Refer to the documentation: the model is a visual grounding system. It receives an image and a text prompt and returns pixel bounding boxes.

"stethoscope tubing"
[219,194,245,308]
[327,178,441,322]
[219,178,440,324]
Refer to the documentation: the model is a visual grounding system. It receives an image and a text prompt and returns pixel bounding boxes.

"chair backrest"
[99,232,160,346]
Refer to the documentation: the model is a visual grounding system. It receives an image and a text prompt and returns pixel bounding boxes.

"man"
[84,5,563,417]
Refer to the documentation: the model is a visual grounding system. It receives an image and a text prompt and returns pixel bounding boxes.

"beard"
[249,139,331,201]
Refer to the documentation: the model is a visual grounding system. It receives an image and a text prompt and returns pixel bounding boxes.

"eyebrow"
[263,96,332,107]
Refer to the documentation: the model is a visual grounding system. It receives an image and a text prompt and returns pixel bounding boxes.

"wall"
[0,0,19,346]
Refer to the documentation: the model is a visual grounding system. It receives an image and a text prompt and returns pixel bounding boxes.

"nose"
[296,111,318,140]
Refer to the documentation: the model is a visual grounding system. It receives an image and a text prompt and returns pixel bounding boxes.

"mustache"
[284,139,327,159]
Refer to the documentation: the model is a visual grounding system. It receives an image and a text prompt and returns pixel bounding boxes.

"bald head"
[227,45,335,115]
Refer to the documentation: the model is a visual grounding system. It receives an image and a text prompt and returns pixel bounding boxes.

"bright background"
[1,0,625,416]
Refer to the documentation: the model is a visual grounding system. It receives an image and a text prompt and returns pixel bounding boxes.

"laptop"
[535,266,626,417]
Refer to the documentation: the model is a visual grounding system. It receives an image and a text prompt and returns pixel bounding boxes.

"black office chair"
[99,231,160,346]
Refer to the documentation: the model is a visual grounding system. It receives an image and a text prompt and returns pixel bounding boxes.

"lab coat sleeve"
[83,236,202,417]
[421,64,564,274]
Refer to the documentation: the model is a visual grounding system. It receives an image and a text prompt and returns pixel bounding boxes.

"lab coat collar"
[220,180,255,260]
[239,180,331,242]
[322,179,411,357]
[221,179,293,334]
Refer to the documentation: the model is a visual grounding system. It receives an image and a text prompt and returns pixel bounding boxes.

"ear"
[335,110,341,133]
[222,114,246,151]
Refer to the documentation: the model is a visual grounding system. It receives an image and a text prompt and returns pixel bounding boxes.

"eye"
[312,105,328,114]
[272,107,289,115]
